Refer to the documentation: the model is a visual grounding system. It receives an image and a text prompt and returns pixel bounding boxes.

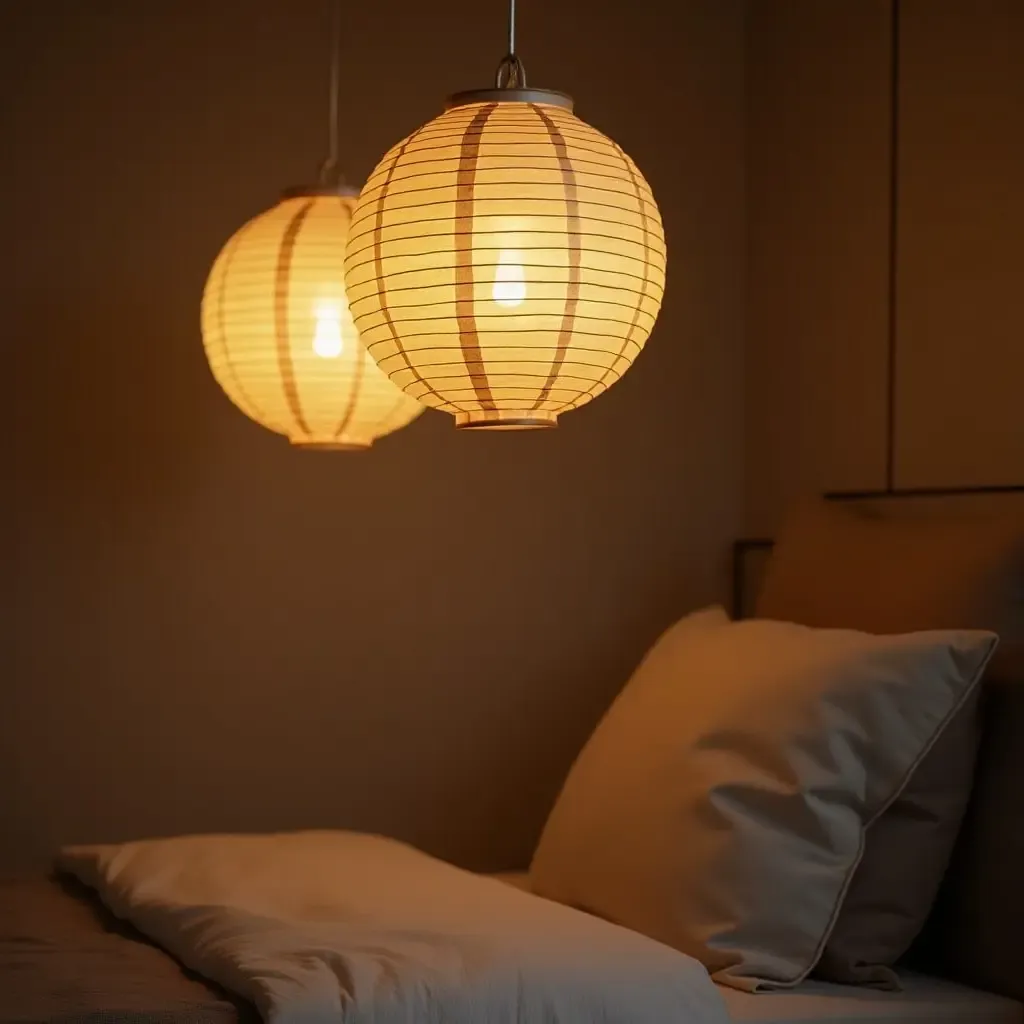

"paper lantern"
[201,189,423,449]
[343,88,666,429]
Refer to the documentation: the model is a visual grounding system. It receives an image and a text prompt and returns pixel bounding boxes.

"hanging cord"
[318,0,345,187]
[495,0,527,88]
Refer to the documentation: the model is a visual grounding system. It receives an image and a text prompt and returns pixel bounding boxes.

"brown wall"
[746,0,1024,533]
[896,0,1024,488]
[2,1,745,870]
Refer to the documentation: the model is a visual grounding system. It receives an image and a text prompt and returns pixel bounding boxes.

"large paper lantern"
[344,84,666,430]
[201,189,423,449]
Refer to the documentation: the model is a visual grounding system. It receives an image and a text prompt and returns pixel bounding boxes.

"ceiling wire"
[319,0,343,186]
[496,0,526,88]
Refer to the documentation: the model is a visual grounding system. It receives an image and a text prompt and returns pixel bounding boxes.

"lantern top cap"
[445,87,574,112]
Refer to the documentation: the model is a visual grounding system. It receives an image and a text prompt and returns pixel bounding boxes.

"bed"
[718,975,1023,1023]
[4,493,1021,1024]
[0,875,254,1024]
[2,870,1021,1024]
[494,872,1024,1023]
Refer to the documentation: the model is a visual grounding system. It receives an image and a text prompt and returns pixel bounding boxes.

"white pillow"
[529,607,997,991]
[59,831,731,1023]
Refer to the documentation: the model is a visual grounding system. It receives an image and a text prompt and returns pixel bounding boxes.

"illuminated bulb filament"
[312,302,344,358]
[492,251,526,308]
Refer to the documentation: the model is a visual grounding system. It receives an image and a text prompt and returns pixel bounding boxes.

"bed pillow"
[756,500,1024,989]
[57,832,731,1024]
[528,606,997,992]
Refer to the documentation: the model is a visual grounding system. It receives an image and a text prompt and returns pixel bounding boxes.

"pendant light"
[200,1,423,449]
[343,0,666,430]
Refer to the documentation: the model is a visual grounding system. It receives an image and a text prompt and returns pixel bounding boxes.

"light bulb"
[312,300,344,358]
[492,250,526,308]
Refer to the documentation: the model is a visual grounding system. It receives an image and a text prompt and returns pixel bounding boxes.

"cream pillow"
[529,607,997,992]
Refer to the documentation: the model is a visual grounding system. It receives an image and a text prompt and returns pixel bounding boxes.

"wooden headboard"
[732,484,1024,619]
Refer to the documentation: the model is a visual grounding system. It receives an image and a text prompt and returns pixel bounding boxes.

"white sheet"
[58,831,729,1024]
[493,874,1023,1024]
[718,973,1023,1023]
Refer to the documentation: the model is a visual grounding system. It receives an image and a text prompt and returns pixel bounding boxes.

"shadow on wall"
[3,0,745,872]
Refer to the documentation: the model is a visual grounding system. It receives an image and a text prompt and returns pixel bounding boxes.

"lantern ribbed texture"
[202,193,424,449]
[343,99,666,429]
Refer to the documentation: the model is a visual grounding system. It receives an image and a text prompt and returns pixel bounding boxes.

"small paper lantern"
[202,189,424,449]
[343,89,666,429]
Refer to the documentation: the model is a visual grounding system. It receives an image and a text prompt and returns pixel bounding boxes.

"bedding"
[0,874,252,1024]
[718,972,1024,1023]
[57,829,731,1024]
[3,869,1021,1024]
[529,606,997,991]
[496,875,1022,1022]
[757,500,1024,990]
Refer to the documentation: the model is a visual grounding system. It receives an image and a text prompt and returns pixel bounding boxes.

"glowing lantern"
[202,189,423,449]
[343,39,666,430]
[200,0,423,450]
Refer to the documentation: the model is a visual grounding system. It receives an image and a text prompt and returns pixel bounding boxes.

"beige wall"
[746,0,1024,533]
[3,0,745,871]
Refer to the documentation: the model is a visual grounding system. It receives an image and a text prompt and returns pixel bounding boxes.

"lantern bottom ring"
[292,440,371,452]
[456,415,558,431]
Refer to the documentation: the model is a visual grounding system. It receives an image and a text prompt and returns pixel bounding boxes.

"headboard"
[732,483,1024,619]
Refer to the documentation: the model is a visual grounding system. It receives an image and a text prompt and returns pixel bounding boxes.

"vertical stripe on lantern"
[274,200,315,438]
[210,220,276,429]
[332,337,366,441]
[330,192,363,440]
[454,103,499,413]
[529,103,582,412]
